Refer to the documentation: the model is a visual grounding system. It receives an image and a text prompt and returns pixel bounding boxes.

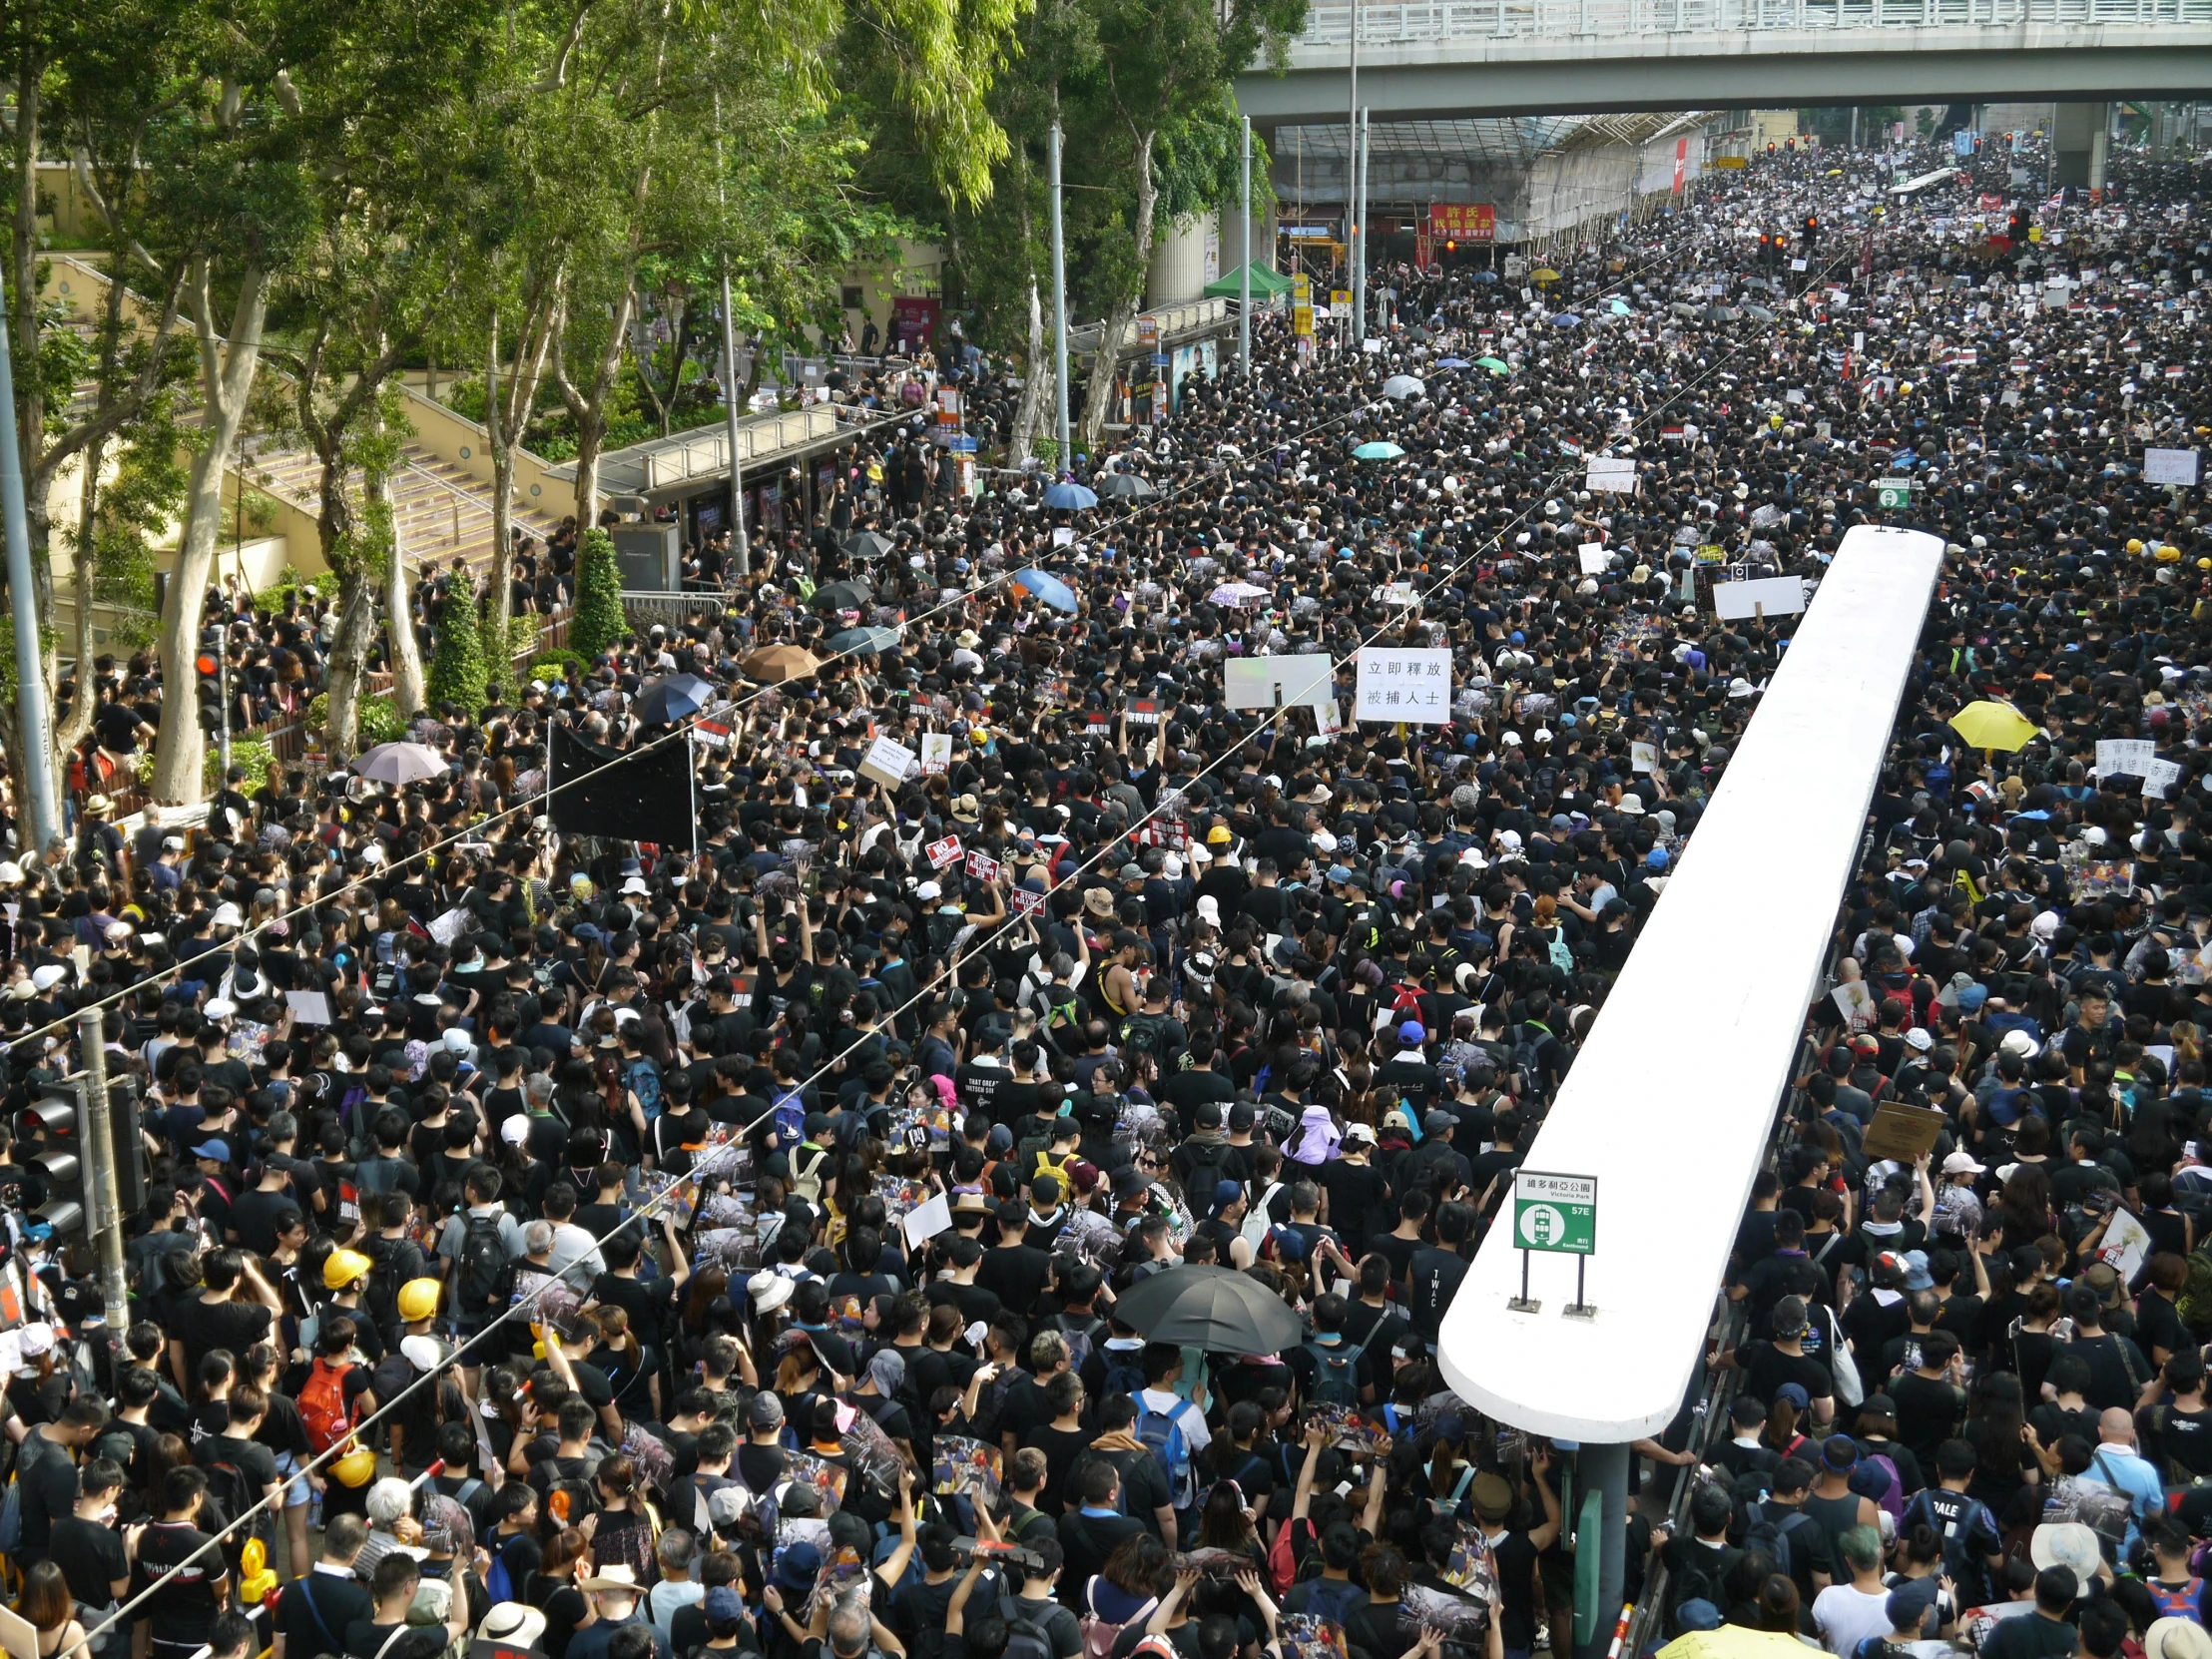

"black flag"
[548,724,696,847]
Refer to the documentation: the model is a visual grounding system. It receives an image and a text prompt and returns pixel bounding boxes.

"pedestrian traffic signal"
[1802,216,1820,248]
[108,1079,148,1215]
[19,1081,87,1237]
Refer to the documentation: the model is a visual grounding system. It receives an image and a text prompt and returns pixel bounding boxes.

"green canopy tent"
[1203,263,1294,300]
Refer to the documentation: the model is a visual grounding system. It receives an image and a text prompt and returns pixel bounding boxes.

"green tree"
[426,578,488,717]
[570,526,625,661]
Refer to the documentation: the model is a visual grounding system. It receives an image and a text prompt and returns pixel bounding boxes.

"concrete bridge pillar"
[2052,101,2109,189]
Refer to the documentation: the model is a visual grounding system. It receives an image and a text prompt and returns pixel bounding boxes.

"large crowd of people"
[0,124,2208,1659]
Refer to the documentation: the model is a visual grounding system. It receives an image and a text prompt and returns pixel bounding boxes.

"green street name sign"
[1875,478,1913,509]
[1512,1170,1597,1255]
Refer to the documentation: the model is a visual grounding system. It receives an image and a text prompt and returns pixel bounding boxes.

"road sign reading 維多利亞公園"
[1512,1170,1597,1255]
[1876,478,1913,509]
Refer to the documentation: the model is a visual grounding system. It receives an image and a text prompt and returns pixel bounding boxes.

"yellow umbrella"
[1658,1631,1812,1659]
[1531,267,1562,282]
[1949,699,2038,752]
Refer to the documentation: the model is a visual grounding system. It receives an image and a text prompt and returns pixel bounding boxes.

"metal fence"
[1297,0,2211,42]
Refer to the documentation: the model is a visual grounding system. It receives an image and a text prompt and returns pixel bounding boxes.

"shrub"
[570,527,625,661]
[530,650,590,688]
[425,583,488,716]
[304,693,403,746]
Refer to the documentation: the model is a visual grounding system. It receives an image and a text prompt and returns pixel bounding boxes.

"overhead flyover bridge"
[1434,526,1946,1657]
[1234,0,2212,124]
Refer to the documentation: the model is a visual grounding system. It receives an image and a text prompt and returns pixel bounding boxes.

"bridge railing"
[1298,0,2210,43]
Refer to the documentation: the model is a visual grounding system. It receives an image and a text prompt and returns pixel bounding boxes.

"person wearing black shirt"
[976,1202,1051,1319]
[48,1459,130,1613]
[276,1516,376,1659]
[17,1399,112,1566]
[1406,1203,1474,1355]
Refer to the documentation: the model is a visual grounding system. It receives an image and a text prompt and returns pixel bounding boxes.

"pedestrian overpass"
[1235,0,2212,123]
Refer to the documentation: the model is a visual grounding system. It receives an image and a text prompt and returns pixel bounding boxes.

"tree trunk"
[1010,276,1049,464]
[152,259,267,804]
[376,457,425,716]
[483,281,557,703]
[1081,131,1157,455]
[320,567,376,758]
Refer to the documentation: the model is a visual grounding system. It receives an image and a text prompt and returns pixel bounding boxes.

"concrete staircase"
[245,444,563,575]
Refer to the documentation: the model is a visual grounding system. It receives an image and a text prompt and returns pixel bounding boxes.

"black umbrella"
[1110,1265,1304,1353]
[1097,472,1159,500]
[843,531,894,561]
[814,579,872,612]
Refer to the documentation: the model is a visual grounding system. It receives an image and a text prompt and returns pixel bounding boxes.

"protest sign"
[1354,648,1452,725]
[1712,575,1807,621]
[1224,655,1336,711]
[925,834,963,869]
[858,736,917,789]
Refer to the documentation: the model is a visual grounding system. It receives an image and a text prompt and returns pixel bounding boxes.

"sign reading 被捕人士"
[1353,647,1452,725]
[1512,1170,1597,1255]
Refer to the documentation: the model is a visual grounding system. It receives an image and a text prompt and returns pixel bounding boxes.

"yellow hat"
[323,1248,372,1292]
[2127,538,2146,554]
[2157,545,2181,563]
[396,1278,442,1324]
[331,1444,376,1488]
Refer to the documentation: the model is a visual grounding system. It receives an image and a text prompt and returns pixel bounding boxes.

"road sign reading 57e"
[1513,1170,1597,1255]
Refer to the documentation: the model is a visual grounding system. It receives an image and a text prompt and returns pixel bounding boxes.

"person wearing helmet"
[318,1248,387,1366]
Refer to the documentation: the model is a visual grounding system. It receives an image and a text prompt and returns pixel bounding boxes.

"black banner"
[548,724,695,847]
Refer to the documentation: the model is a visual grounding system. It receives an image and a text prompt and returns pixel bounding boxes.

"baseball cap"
[750,1391,787,1429]
[191,1139,232,1162]
[1774,1382,1811,1408]
[1344,1122,1377,1146]
[1941,1150,1985,1176]
[1397,1019,1425,1044]
[1887,1578,1940,1634]
[1901,1250,1934,1292]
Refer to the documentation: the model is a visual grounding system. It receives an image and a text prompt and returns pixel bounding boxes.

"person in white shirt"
[1812,1525,1894,1659]
[1135,1347,1210,1522]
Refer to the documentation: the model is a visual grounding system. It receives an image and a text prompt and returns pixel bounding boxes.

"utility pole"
[714,92,751,578]
[1354,108,1371,349]
[1049,122,1071,466]
[79,1008,128,1339]
[1239,116,1253,373]
[0,270,58,851]
[1348,0,1359,353]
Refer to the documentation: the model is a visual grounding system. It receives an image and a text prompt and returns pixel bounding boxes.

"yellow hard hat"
[323,1248,372,1292]
[2199,558,2211,571]
[396,1278,442,1324]
[2156,545,2181,563]
[2127,538,2146,554]
[1899,382,1913,396]
[331,1444,376,1488]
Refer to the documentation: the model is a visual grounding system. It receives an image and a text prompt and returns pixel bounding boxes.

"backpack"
[624,1057,664,1121]
[2147,1578,2204,1623]
[1241,1182,1287,1253]
[792,1141,832,1204]
[771,1090,805,1147]
[484,1536,522,1607]
[1302,1336,1368,1407]
[1102,1349,1148,1399]
[999,1597,1057,1659]
[1081,1578,1157,1659]
[298,1358,359,1454]
[201,1455,267,1550]
[1742,1502,1815,1582]
[1386,982,1423,1029]
[456,1214,514,1321]
[1511,1021,1555,1093]
[2178,1246,2212,1335]
[1903,1487,1996,1603]
[363,1236,406,1332]
[1135,1398,1196,1509]
[1544,931,1575,975]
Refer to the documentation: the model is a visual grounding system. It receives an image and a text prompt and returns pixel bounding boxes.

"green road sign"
[1513,1170,1597,1255]
[1876,478,1913,509]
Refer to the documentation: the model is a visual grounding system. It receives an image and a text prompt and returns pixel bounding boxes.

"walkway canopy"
[1436,526,1945,1441]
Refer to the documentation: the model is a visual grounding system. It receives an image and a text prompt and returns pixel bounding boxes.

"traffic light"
[108,1079,147,1215]
[19,1081,87,1236]
[1803,215,1820,249]
[2008,209,2028,243]
[1444,240,1457,253]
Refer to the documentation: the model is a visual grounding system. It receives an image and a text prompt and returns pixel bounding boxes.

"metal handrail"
[1292,0,2211,43]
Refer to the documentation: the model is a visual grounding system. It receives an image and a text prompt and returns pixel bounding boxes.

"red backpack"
[298,1358,357,1453]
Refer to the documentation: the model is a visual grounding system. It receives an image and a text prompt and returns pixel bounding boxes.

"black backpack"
[997,1597,1056,1659]
[456,1214,513,1319]
[1741,1501,1814,1582]
[363,1236,405,1333]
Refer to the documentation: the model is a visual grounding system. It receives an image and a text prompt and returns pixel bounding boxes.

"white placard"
[1051,526,1075,546]
[427,907,470,946]
[2145,447,2201,486]
[919,733,952,775]
[1382,582,1420,608]
[1630,741,1657,775]
[1712,575,1808,620]
[284,990,332,1026]
[1223,655,1337,711]
[2144,758,2184,800]
[2094,1205,2153,1284]
[858,735,918,789]
[2096,739,2156,779]
[1577,544,1608,575]
[1585,457,1637,494]
[900,1192,954,1250]
[1362,338,1382,353]
[1353,647,1453,725]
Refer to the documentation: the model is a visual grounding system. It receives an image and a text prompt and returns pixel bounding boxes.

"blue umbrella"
[1435,356,1471,368]
[1014,568,1079,613]
[1609,298,1632,315]
[1353,441,1404,460]
[1470,270,1499,283]
[1551,312,1582,327]
[635,673,714,725]
[827,626,901,655]
[1041,481,1098,510]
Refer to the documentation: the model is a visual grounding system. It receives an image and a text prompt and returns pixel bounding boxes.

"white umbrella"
[352,742,447,786]
[1209,581,1270,607]
[1381,374,1426,400]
